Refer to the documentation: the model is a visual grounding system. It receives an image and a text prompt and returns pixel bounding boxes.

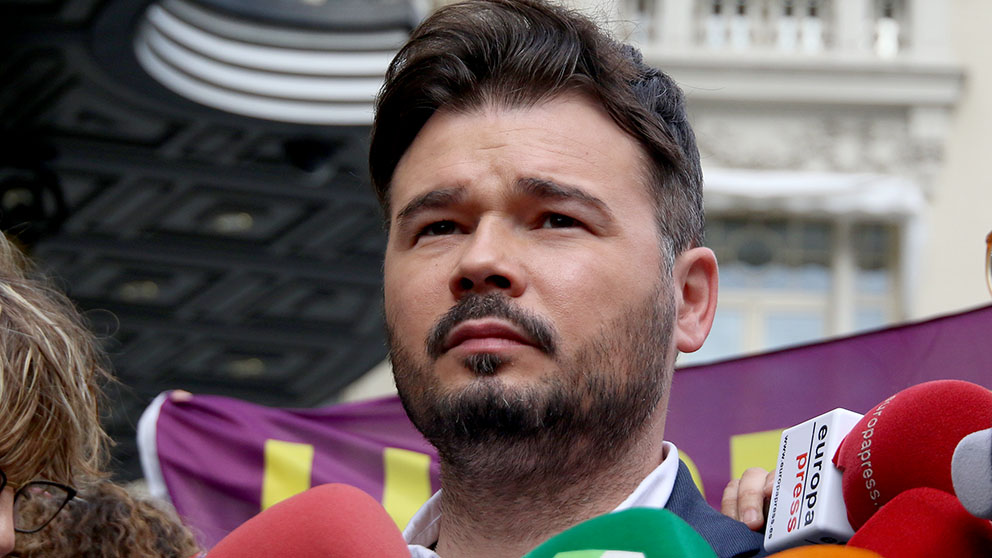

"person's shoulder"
[667,460,769,558]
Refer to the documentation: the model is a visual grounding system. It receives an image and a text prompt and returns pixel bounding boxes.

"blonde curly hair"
[13,480,202,558]
[0,233,112,487]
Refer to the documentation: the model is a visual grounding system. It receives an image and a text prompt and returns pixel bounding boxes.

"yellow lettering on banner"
[680,452,706,499]
[383,447,433,530]
[729,429,784,480]
[261,439,314,510]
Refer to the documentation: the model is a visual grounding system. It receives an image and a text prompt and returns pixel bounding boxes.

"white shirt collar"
[404,441,681,557]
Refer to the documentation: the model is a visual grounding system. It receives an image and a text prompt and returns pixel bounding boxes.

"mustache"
[425,294,558,359]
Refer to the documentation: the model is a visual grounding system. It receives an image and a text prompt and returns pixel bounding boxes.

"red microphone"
[206,483,410,558]
[832,380,992,530]
[846,487,992,558]
[764,380,992,553]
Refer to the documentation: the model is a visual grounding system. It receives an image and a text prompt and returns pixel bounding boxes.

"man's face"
[383,94,677,459]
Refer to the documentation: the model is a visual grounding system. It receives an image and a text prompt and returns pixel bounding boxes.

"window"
[682,215,901,365]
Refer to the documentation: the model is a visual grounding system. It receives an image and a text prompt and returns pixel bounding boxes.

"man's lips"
[442,320,537,353]
[424,294,558,359]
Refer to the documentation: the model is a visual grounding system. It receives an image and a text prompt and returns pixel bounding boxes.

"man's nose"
[0,489,15,557]
[449,219,526,299]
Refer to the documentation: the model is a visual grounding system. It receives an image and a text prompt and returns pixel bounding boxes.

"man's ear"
[672,247,719,353]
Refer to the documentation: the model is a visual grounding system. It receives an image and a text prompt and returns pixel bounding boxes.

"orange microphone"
[765,545,881,557]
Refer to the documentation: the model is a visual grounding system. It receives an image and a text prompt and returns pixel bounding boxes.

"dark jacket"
[665,460,769,558]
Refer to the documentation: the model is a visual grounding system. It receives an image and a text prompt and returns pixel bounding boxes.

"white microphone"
[952,427,992,519]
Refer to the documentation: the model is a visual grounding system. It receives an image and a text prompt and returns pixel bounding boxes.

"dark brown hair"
[14,480,202,558]
[369,0,704,256]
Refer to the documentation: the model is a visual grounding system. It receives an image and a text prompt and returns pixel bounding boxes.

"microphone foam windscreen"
[832,379,992,529]
[765,545,881,557]
[522,508,716,558]
[952,427,992,519]
[846,487,992,558]
[207,483,409,558]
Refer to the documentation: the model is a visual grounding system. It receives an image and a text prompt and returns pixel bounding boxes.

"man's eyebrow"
[395,187,465,223]
[516,177,614,218]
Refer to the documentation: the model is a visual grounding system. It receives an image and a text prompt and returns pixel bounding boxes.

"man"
[369,1,766,556]
[0,234,112,555]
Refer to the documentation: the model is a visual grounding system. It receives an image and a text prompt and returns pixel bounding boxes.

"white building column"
[831,218,856,334]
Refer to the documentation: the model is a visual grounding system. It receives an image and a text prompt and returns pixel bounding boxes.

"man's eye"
[420,220,458,236]
[540,213,579,229]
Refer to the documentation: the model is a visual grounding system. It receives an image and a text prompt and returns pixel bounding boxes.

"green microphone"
[550,552,648,558]
[521,508,718,558]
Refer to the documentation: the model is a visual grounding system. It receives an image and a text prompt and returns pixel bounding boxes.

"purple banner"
[147,395,441,547]
[667,303,992,508]
[142,303,992,547]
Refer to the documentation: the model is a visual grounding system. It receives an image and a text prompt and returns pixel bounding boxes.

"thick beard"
[387,287,675,491]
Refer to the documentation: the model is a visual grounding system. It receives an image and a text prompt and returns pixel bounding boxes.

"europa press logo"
[765,408,863,553]
[787,423,829,533]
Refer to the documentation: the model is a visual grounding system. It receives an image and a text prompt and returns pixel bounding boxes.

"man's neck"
[432,427,667,558]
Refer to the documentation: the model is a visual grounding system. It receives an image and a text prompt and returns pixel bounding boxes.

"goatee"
[387,289,675,487]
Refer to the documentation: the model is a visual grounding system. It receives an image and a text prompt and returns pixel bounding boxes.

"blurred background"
[0,0,988,483]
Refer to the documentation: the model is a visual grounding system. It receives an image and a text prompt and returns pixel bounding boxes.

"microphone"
[206,483,410,558]
[762,408,863,553]
[952,427,992,519]
[846,487,992,558]
[832,379,992,530]
[764,545,881,557]
[763,380,992,553]
[521,508,717,558]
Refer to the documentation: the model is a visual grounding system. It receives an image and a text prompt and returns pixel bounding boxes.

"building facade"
[342,0,990,399]
[581,0,985,364]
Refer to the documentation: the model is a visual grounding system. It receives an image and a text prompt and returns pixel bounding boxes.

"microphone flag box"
[763,408,863,553]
